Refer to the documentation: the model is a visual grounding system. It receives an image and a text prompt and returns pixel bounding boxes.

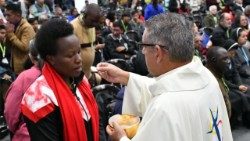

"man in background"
[211,12,232,47]
[71,3,101,80]
[5,2,35,74]
[204,5,219,28]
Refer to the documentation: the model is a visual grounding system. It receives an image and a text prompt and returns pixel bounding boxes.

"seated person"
[0,25,10,71]
[223,39,250,129]
[0,24,13,81]
[206,47,232,118]
[53,6,66,20]
[93,25,105,66]
[231,28,250,84]
[224,39,249,94]
[103,21,136,60]
[27,18,39,33]
[117,12,132,33]
[129,10,144,39]
[204,5,219,28]
[29,0,51,19]
[210,13,232,47]
[101,11,115,38]
[67,7,79,22]
[0,24,12,140]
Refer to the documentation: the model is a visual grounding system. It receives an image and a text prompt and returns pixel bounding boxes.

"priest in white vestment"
[97,13,233,141]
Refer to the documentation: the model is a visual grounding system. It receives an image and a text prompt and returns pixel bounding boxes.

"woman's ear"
[46,55,55,65]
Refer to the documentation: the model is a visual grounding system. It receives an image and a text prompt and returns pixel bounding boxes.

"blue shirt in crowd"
[144,4,164,20]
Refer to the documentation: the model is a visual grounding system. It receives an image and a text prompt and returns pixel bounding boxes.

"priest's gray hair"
[144,13,194,62]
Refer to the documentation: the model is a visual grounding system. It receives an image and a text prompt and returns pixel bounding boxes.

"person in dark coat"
[230,27,250,85]
[117,12,133,33]
[223,39,250,129]
[204,5,219,28]
[211,12,232,47]
[103,21,136,60]
[206,46,232,118]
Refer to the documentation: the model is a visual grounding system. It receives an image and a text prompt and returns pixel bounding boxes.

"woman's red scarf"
[43,63,99,141]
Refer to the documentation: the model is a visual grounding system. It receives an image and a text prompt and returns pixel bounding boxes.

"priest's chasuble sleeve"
[122,73,154,117]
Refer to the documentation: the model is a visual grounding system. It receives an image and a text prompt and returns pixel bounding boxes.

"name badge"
[1,58,9,64]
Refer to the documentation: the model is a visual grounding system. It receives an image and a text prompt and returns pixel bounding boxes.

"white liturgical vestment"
[121,57,233,141]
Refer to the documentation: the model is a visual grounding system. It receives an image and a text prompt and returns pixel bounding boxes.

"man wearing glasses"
[104,21,136,60]
[97,13,233,141]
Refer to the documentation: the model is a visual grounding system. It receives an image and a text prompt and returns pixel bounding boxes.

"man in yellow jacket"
[71,4,101,80]
[5,2,35,74]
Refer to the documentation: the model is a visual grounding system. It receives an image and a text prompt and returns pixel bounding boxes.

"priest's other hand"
[97,62,129,85]
[106,121,127,141]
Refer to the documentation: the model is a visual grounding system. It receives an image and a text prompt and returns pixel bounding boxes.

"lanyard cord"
[121,20,128,32]
[240,47,249,66]
[72,87,92,141]
[226,29,230,38]
[75,92,90,121]
[72,83,89,121]
[0,43,5,58]
[221,77,229,93]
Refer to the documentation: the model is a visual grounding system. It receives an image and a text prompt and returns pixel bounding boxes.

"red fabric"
[21,103,55,123]
[139,15,145,22]
[42,63,99,141]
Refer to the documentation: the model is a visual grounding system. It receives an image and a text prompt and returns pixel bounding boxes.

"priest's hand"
[97,62,129,85]
[106,122,127,141]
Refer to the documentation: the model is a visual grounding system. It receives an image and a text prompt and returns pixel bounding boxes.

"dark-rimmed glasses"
[138,42,168,50]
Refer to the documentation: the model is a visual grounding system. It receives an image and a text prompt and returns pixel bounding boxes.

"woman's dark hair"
[70,7,78,16]
[232,13,248,29]
[35,19,74,60]
[24,39,43,70]
[29,39,39,61]
[168,0,178,12]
